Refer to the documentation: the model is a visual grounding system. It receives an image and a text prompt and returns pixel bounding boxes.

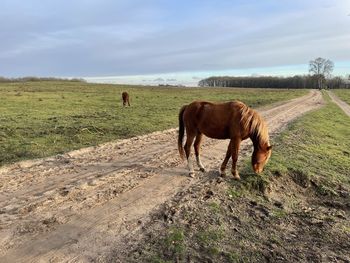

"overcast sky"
[0,0,349,85]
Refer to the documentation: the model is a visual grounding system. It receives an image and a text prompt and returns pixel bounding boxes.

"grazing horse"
[178,100,272,179]
[122,92,130,107]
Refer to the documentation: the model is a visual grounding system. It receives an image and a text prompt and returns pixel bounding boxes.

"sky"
[0,0,349,86]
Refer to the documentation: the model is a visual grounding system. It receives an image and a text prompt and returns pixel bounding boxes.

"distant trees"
[198,75,348,89]
[0,76,86,83]
[326,76,343,89]
[346,74,350,88]
[309,57,334,89]
[199,76,312,89]
[198,57,349,89]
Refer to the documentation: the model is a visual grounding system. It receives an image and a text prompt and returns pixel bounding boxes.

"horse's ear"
[267,145,273,151]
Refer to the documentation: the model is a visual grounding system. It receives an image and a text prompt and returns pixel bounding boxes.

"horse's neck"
[251,137,261,149]
[250,132,266,149]
[246,112,268,149]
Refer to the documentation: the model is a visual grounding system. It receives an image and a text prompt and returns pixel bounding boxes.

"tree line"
[199,57,349,89]
[198,75,348,89]
[0,76,86,83]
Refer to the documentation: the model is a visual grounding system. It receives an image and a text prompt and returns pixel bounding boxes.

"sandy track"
[327,90,350,117]
[0,90,323,262]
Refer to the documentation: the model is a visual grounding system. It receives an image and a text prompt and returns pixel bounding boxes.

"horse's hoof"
[200,167,206,173]
[219,172,226,178]
[189,172,195,178]
[233,175,241,180]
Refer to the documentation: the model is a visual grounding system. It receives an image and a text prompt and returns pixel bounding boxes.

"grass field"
[332,89,350,104]
[135,92,350,262]
[262,91,350,191]
[0,81,307,166]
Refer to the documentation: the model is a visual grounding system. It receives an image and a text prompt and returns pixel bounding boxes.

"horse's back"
[183,101,244,139]
[185,100,243,119]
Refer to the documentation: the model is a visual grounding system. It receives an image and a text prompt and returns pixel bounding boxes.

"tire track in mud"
[0,90,324,262]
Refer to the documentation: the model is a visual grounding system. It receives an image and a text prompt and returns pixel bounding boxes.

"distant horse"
[178,100,272,179]
[122,92,130,107]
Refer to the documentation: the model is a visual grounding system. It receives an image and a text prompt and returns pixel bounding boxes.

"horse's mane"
[238,102,269,147]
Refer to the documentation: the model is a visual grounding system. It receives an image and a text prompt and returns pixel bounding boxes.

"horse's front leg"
[184,133,196,177]
[220,140,232,176]
[230,137,241,180]
[194,133,205,172]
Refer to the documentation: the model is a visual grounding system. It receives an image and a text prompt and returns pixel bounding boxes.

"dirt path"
[327,90,350,117]
[0,90,323,263]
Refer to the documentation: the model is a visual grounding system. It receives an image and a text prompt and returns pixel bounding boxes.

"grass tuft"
[164,227,185,258]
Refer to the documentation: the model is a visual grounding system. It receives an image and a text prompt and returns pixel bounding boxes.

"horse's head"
[252,145,272,173]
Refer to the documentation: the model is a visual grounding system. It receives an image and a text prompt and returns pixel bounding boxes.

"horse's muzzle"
[253,164,263,174]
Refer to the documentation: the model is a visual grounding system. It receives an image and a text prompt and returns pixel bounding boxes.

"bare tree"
[309,57,334,89]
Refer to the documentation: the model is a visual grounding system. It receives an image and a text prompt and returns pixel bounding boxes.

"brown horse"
[178,100,272,179]
[122,92,130,107]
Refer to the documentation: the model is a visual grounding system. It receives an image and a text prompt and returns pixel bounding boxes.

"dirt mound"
[115,168,350,263]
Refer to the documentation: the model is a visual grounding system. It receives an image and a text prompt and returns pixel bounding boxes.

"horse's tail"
[178,105,187,160]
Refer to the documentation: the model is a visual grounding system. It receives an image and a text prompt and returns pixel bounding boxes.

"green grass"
[257,91,350,192]
[208,201,221,213]
[196,227,225,247]
[332,89,350,104]
[0,81,306,166]
[164,227,186,259]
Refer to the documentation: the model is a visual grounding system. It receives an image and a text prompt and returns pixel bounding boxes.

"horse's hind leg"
[220,140,232,176]
[230,137,241,180]
[184,131,196,177]
[194,133,205,172]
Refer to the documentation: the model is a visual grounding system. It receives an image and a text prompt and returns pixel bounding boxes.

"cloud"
[0,0,349,77]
